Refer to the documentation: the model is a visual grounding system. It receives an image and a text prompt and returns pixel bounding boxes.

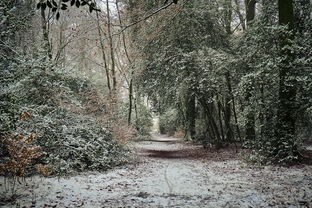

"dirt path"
[1,134,312,207]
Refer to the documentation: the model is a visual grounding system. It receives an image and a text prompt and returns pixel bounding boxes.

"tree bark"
[245,0,256,24]
[198,96,222,144]
[106,0,117,93]
[40,8,52,60]
[244,0,256,141]
[225,72,241,141]
[217,94,225,141]
[234,0,246,30]
[116,0,134,125]
[224,0,232,34]
[96,11,111,93]
[277,0,297,143]
[185,90,196,140]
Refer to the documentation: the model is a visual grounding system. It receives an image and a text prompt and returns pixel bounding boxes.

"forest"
[0,0,311,207]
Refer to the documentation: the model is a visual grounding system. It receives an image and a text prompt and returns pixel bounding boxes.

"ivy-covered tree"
[0,0,37,135]
[275,0,297,159]
[238,0,311,163]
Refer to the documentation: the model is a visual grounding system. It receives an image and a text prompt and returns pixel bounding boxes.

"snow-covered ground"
[1,134,311,207]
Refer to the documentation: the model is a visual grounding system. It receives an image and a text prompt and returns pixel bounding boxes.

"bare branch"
[108,1,175,39]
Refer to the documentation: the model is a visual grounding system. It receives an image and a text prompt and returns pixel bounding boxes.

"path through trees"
[2,134,311,207]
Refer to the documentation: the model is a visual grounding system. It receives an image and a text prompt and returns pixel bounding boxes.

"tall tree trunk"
[198,96,222,144]
[225,72,241,141]
[106,0,117,94]
[276,0,297,150]
[78,37,87,72]
[185,90,196,140]
[224,0,232,34]
[222,5,235,143]
[244,0,256,141]
[96,11,111,93]
[234,0,246,30]
[128,76,133,125]
[217,94,225,142]
[40,8,52,60]
[54,21,66,66]
[116,0,134,125]
[134,95,139,130]
[259,83,265,138]
[224,96,233,141]
[245,0,256,24]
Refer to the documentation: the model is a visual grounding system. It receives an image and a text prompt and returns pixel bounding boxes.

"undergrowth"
[1,61,134,177]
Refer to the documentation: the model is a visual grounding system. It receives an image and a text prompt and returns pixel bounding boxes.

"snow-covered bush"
[1,56,132,175]
[16,107,131,174]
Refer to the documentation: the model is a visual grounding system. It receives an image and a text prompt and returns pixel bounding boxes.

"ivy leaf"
[47,1,53,8]
[61,4,68,10]
[52,0,58,7]
[36,2,41,9]
[70,0,76,6]
[62,0,69,2]
[76,0,80,8]
[89,2,100,12]
[41,3,47,11]
[52,7,57,12]
[81,0,87,6]
[56,12,60,20]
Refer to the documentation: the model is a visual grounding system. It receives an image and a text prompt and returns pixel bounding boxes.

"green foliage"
[195,118,207,138]
[0,50,132,174]
[238,2,312,163]
[1,0,137,176]
[244,135,299,164]
[130,0,311,164]
[134,1,230,142]
[159,108,180,135]
[16,107,131,174]
[237,21,282,141]
[0,0,37,135]
[135,101,153,136]
[293,1,312,140]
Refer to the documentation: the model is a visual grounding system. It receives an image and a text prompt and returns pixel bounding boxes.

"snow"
[1,134,311,207]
